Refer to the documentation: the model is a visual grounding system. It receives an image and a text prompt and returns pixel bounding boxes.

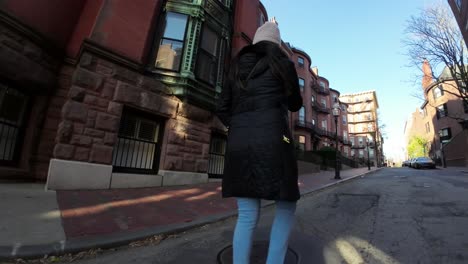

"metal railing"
[311,102,331,114]
[112,136,158,172]
[207,135,226,178]
[208,153,225,178]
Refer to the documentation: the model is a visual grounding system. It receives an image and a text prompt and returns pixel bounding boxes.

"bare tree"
[404,3,468,109]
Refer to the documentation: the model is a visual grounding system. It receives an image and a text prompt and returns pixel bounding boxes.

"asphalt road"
[51,167,468,264]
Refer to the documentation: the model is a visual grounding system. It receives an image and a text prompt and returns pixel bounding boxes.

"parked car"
[411,157,436,169]
[402,160,411,167]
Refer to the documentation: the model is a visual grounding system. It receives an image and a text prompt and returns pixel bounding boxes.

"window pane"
[156,39,184,70]
[200,27,218,56]
[120,115,137,138]
[138,121,158,142]
[163,12,188,40]
[196,51,217,84]
[299,135,306,144]
[0,90,27,125]
[113,110,163,172]
[299,78,305,86]
[299,107,305,122]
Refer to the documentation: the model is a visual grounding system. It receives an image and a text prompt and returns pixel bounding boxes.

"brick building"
[417,60,468,166]
[339,91,384,167]
[403,108,433,159]
[0,0,276,189]
[288,46,351,157]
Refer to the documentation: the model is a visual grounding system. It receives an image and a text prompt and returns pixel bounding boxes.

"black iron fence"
[297,149,366,170]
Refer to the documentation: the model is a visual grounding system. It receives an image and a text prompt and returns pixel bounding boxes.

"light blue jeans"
[233,198,297,264]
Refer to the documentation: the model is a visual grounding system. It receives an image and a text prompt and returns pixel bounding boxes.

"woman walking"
[217,18,303,264]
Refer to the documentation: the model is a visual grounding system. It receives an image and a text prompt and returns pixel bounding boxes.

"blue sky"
[260,0,440,161]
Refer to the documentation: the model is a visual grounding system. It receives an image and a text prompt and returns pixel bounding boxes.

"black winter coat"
[216,49,303,201]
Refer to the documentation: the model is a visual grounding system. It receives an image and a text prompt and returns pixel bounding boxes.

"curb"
[0,168,382,260]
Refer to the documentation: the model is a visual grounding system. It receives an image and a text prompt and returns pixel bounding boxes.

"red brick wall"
[232,0,261,55]
[90,0,164,63]
[0,0,86,48]
[66,0,104,58]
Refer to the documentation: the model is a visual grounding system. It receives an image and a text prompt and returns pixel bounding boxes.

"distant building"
[403,108,434,159]
[340,91,384,167]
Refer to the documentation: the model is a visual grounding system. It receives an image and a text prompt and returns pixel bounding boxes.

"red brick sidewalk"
[56,167,376,239]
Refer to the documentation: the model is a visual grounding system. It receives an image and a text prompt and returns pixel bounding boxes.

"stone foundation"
[47,159,210,190]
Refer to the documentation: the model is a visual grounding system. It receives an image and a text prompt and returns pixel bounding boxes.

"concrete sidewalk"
[0,165,381,260]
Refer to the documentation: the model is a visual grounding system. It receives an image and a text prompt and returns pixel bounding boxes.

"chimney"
[422,59,433,89]
[312,67,318,76]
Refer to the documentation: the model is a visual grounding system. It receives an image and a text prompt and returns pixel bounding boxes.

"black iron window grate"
[0,84,28,164]
[112,109,164,173]
[208,135,226,178]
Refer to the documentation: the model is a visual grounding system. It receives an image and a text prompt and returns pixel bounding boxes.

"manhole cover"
[217,241,299,264]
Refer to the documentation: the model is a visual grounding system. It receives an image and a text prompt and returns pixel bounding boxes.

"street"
[53,167,468,264]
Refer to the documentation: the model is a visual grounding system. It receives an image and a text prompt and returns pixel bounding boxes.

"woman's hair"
[228,41,295,95]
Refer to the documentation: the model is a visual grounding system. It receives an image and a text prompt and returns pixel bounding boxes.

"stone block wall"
[47,50,223,175]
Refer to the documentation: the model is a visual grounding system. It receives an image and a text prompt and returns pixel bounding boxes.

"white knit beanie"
[252,22,281,46]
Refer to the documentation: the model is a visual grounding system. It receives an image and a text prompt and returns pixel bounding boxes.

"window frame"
[439,127,452,143]
[298,57,305,68]
[297,135,306,151]
[112,107,166,174]
[433,85,444,100]
[195,23,223,86]
[155,12,189,72]
[298,78,305,92]
[321,120,327,130]
[436,103,448,119]
[298,107,305,123]
[321,98,327,108]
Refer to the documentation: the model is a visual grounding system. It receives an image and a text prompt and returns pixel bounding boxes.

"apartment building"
[339,91,384,166]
